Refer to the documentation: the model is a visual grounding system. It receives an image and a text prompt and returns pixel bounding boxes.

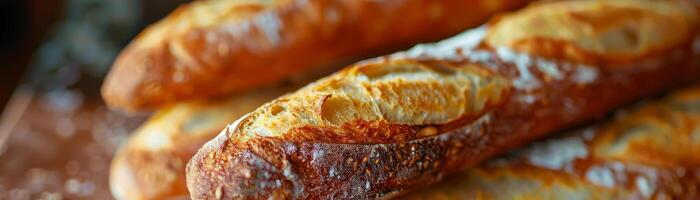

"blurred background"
[0,0,188,199]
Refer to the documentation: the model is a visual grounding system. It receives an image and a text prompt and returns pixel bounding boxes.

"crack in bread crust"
[235,59,509,143]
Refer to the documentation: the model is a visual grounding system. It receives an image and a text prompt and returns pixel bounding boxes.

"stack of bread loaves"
[104,0,527,199]
[104,0,700,199]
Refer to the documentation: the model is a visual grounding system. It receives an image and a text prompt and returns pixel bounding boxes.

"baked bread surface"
[186,0,700,199]
[403,84,700,199]
[102,0,526,112]
[486,0,698,63]
[108,62,336,200]
[110,89,282,200]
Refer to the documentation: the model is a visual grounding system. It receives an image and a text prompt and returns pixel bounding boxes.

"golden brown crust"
[102,0,528,112]
[110,86,296,200]
[186,1,700,199]
[485,0,698,64]
[112,149,189,200]
[233,59,510,144]
[402,84,700,200]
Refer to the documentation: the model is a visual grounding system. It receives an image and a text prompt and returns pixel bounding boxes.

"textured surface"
[237,60,508,141]
[403,84,700,200]
[186,0,700,199]
[486,0,698,63]
[109,71,327,200]
[109,88,284,200]
[102,0,527,112]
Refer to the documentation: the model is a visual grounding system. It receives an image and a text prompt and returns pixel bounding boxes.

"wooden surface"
[0,1,189,199]
[0,88,146,199]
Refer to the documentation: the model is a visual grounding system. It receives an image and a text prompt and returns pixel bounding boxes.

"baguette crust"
[187,1,700,199]
[109,64,336,199]
[110,86,295,200]
[486,0,698,63]
[402,84,700,199]
[102,0,527,112]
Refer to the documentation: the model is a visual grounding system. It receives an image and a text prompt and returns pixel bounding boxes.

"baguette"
[102,0,527,112]
[402,83,700,199]
[109,68,333,200]
[110,86,291,200]
[186,0,700,199]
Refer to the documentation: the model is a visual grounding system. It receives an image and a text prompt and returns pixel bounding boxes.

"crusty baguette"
[110,86,294,200]
[186,0,700,199]
[102,0,527,112]
[109,68,332,200]
[402,83,700,200]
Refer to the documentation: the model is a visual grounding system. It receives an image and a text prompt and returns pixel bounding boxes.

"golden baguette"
[186,0,700,199]
[108,89,278,199]
[108,63,342,199]
[102,0,527,112]
[402,83,700,200]
[110,85,296,200]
